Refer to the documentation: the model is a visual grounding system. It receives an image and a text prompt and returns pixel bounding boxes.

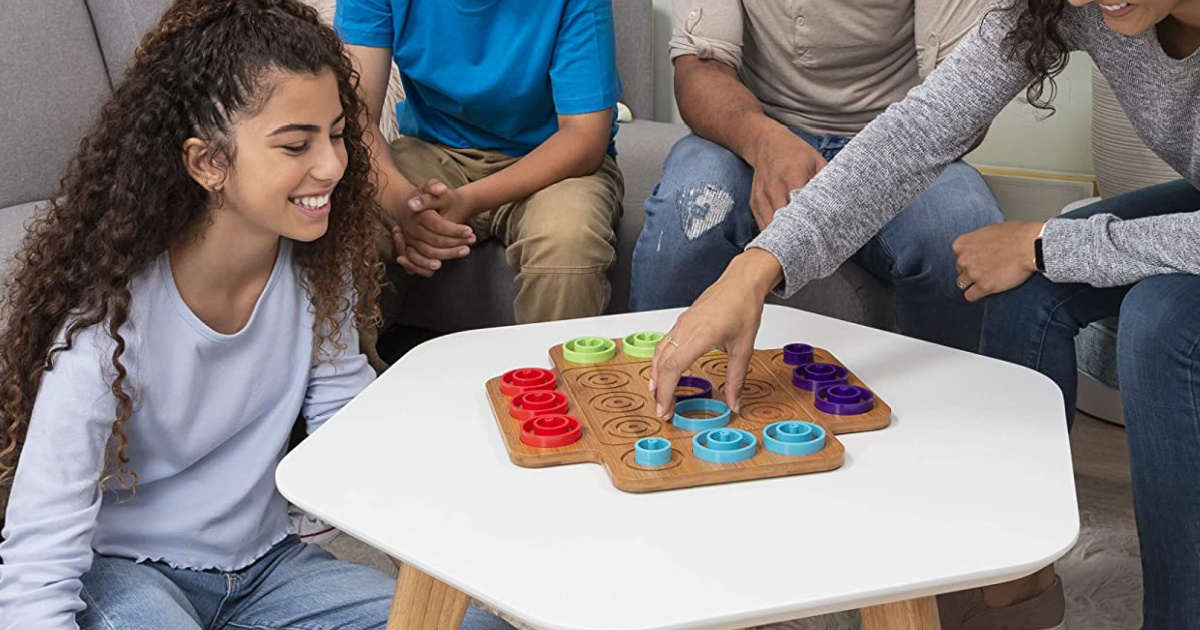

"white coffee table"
[277,306,1079,630]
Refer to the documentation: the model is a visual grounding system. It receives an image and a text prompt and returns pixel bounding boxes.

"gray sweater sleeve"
[1041,211,1200,286]
[750,2,1200,293]
[748,4,1034,295]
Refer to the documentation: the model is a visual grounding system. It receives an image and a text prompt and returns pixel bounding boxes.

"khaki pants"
[363,136,624,367]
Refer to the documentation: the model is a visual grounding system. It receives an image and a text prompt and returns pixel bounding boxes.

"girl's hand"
[649,249,783,418]
[952,221,1044,302]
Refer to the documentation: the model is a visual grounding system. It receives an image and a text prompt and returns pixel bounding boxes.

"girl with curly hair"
[648,0,1200,628]
[0,2,512,629]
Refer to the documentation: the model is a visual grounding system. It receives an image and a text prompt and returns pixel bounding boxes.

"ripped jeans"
[629,130,1002,351]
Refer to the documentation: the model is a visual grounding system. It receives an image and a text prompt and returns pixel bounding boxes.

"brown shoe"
[937,576,1066,630]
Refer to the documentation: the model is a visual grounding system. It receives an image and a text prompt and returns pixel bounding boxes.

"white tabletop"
[277,306,1079,630]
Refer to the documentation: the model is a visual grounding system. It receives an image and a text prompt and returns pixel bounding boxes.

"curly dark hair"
[997,0,1073,112]
[0,0,382,501]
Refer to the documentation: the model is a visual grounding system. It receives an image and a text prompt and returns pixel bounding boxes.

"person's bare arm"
[674,55,827,230]
[343,44,472,276]
[344,45,417,217]
[454,109,613,215]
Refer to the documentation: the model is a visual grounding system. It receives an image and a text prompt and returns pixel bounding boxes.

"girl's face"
[1067,0,1186,36]
[218,68,348,243]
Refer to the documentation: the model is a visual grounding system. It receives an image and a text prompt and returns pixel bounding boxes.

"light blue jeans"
[630,130,1004,351]
[77,535,515,630]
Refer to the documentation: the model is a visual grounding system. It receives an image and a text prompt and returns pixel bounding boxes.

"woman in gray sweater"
[650,0,1199,628]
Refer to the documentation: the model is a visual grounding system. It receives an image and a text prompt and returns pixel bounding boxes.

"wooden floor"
[1070,412,1136,536]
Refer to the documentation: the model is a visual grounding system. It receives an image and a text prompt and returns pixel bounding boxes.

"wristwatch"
[1033,222,1047,273]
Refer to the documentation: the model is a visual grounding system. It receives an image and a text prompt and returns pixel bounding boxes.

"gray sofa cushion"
[612,0,654,119]
[0,1,110,210]
[1078,318,1120,389]
[86,0,172,85]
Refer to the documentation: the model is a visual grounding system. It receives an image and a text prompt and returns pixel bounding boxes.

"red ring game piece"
[509,390,570,421]
[520,415,583,448]
[500,368,557,396]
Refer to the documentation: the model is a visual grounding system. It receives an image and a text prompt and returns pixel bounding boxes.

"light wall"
[648,1,1095,176]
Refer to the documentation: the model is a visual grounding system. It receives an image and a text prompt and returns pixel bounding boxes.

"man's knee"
[648,135,753,242]
[929,162,1004,234]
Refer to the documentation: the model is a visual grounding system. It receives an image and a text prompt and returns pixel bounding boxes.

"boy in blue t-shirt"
[335,0,624,340]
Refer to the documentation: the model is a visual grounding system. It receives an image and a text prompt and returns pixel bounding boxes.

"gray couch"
[1,0,893,334]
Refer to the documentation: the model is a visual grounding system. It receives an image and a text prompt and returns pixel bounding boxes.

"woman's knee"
[1118,275,1200,367]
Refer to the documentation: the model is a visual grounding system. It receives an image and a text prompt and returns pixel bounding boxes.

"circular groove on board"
[699,357,729,377]
[577,369,632,390]
[602,415,663,440]
[716,378,775,401]
[738,401,799,425]
[591,391,648,414]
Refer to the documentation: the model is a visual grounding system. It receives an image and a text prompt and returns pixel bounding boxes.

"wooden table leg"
[860,596,942,630]
[387,561,471,630]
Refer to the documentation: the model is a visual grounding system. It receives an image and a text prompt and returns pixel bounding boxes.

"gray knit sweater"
[750,2,1200,293]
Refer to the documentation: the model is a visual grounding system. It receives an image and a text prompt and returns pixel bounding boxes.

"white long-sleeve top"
[0,239,375,629]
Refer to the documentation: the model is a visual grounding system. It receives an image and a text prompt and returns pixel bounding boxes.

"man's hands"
[389,179,477,278]
[746,125,827,230]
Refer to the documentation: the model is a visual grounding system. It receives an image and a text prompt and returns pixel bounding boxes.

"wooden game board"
[485,341,891,492]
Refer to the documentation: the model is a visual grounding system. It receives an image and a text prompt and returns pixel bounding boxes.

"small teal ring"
[693,428,757,463]
[672,398,732,431]
[763,421,826,456]
[634,437,672,467]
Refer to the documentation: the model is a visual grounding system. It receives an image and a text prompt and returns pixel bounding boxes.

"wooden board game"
[485,338,891,493]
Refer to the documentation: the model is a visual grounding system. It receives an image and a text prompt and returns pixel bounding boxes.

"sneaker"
[288,505,341,545]
[937,576,1066,630]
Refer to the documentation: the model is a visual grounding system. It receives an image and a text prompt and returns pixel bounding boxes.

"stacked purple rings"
[814,385,875,415]
[792,362,849,391]
[782,343,815,366]
[675,375,713,401]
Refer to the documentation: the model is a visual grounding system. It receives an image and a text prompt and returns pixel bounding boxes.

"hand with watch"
[951,221,1047,302]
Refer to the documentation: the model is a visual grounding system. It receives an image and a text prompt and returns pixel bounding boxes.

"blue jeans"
[77,535,515,630]
[630,130,1003,351]
[982,180,1200,630]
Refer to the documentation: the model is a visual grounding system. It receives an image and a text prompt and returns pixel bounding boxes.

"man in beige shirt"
[630,0,1004,354]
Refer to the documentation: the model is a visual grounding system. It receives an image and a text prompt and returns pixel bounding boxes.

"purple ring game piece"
[783,343,815,366]
[815,385,875,415]
[675,375,713,401]
[792,362,850,391]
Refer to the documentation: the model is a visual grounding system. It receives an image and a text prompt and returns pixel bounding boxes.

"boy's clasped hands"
[390,179,477,277]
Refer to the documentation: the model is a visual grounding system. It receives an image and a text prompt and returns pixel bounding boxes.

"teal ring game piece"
[693,428,757,463]
[672,398,732,431]
[634,437,672,467]
[762,421,826,456]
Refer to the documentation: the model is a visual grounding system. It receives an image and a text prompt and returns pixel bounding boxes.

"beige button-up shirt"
[671,0,992,136]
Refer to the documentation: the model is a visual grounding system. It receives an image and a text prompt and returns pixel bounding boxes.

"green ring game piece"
[563,336,617,364]
[622,331,664,358]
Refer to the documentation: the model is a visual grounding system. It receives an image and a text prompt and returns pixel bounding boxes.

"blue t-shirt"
[335,0,622,157]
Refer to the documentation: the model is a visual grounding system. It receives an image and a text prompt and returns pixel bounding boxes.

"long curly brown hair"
[0,0,382,504]
[997,0,1073,112]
